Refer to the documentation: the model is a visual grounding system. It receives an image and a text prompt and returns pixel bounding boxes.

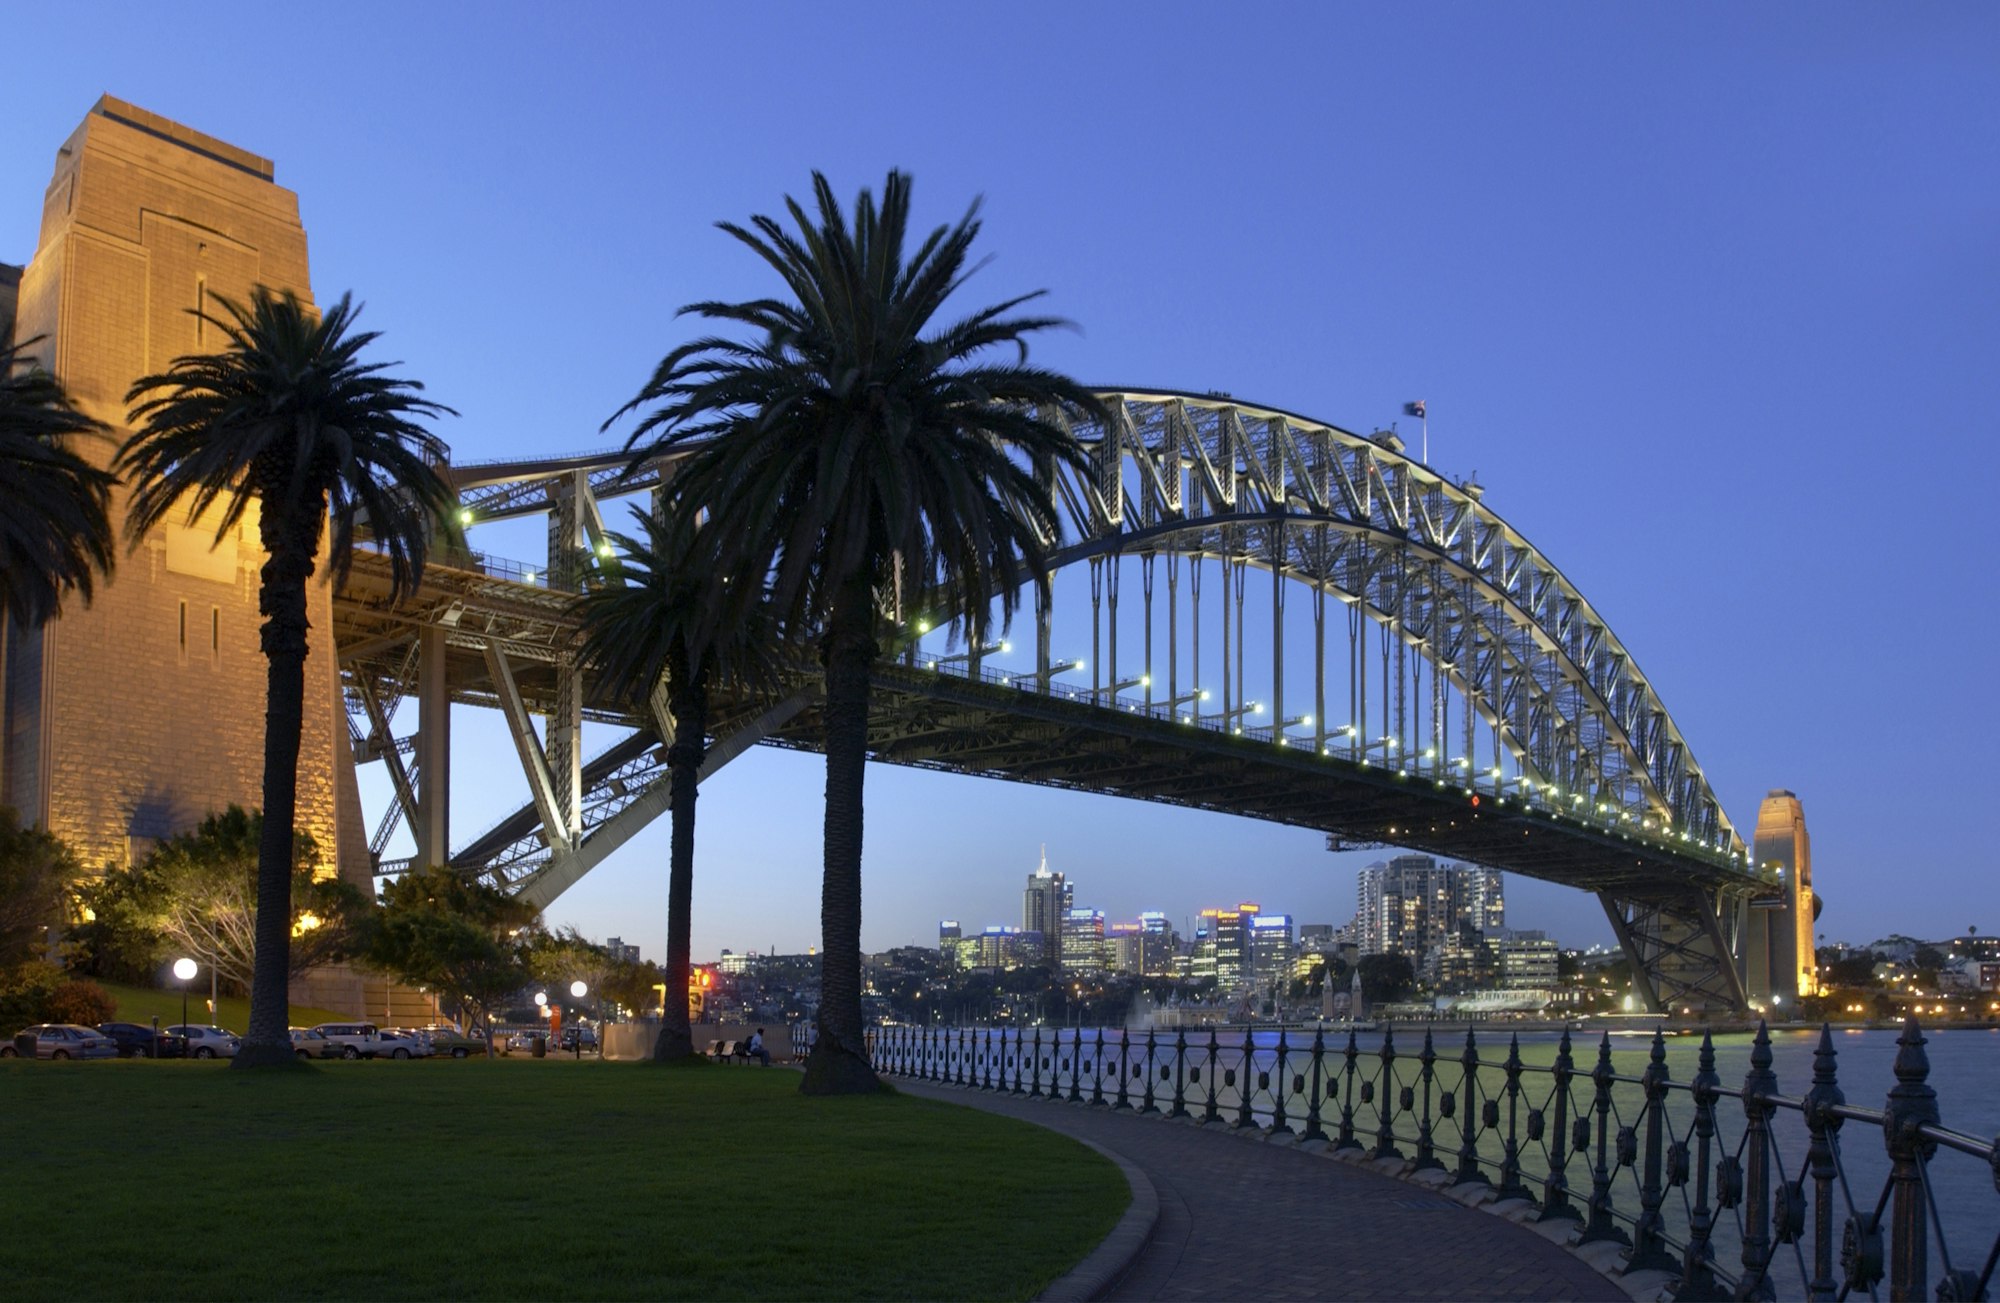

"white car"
[311,1022,385,1059]
[377,1029,432,1059]
[165,1024,241,1059]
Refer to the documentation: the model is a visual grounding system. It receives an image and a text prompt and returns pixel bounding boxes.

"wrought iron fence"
[863,1019,1998,1301]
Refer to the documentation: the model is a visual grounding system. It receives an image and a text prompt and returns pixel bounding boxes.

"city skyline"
[3,9,1995,963]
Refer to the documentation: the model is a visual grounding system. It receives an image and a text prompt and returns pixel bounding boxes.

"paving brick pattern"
[897,1081,1625,1302]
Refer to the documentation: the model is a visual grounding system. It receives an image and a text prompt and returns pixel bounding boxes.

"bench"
[704,1038,775,1065]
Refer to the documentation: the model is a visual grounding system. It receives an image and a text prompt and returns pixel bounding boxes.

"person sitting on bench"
[745,1027,771,1067]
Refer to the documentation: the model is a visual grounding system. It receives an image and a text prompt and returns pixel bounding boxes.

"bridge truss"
[330,389,1772,1013]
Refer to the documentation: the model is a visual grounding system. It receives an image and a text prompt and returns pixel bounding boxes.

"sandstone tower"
[0,98,370,908]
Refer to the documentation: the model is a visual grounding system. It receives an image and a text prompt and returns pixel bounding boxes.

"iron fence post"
[1203,1027,1221,1124]
[1374,1026,1402,1160]
[1413,1030,1440,1171]
[1090,1028,1107,1106]
[1541,1030,1579,1222]
[1067,1029,1084,1104]
[1236,1027,1258,1129]
[1334,1028,1360,1152]
[1301,1027,1328,1143]
[1498,1034,1533,1202]
[1673,1031,1722,1301]
[1884,1017,1938,1302]
[1010,1025,1025,1094]
[1580,1032,1630,1247]
[1802,1025,1844,1301]
[1113,1030,1133,1110]
[1168,1027,1189,1119]
[1736,1021,1778,1298]
[984,1025,997,1092]
[1028,1026,1044,1099]
[1140,1028,1160,1114]
[1455,1028,1485,1186]
[1270,1030,1293,1137]
[1628,1028,1677,1273]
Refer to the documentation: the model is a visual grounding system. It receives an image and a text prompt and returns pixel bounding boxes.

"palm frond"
[0,336,116,626]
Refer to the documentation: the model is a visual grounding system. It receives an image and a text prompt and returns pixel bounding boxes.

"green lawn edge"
[0,1058,1127,1301]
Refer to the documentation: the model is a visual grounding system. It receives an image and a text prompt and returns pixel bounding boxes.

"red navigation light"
[1469,794,1482,808]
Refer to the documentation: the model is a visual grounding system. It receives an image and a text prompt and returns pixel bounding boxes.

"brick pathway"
[895,1080,1626,1302]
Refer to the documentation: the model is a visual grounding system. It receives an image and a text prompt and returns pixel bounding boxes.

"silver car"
[165,1024,241,1059]
[289,1027,342,1060]
[6,1024,120,1060]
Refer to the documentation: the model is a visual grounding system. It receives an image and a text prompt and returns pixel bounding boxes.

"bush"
[45,978,115,1026]
[0,961,66,1029]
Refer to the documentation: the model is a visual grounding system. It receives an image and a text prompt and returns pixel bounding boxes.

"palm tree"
[572,502,782,1062]
[120,288,453,1069]
[613,172,1099,1093]
[0,336,116,628]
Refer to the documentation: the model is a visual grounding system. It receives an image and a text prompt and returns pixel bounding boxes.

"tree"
[572,505,782,1062]
[368,867,535,1057]
[1356,953,1417,1006]
[0,807,82,967]
[0,337,115,628]
[120,289,453,1068]
[614,172,1099,1094]
[117,807,365,996]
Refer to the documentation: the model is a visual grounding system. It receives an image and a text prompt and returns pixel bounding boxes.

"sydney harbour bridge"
[332,388,1804,1017]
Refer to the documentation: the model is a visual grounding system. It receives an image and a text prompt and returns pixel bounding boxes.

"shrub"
[0,960,66,1028]
[45,978,115,1026]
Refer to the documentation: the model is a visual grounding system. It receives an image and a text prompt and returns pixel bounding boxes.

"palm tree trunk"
[234,528,314,1070]
[653,667,706,1063]
[802,577,883,1095]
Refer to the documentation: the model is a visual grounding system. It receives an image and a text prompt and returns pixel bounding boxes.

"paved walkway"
[896,1080,1626,1302]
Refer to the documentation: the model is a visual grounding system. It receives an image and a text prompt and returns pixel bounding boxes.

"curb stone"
[1031,1131,1160,1303]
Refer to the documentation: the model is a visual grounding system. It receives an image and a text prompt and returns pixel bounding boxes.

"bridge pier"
[1600,889,1750,1016]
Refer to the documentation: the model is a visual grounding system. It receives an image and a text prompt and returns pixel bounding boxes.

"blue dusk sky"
[4,6,1995,960]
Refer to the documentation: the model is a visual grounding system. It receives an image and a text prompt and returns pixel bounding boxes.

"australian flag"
[1403,400,1426,420]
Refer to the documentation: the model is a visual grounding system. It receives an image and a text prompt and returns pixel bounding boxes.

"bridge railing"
[898,653,1750,872]
[863,1019,1998,1301]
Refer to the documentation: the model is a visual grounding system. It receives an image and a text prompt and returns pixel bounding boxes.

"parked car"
[378,1029,431,1059]
[288,1027,342,1060]
[97,1021,178,1059]
[2,1024,121,1060]
[311,1022,384,1059]
[558,1026,599,1053]
[421,1025,484,1058]
[165,1025,241,1059]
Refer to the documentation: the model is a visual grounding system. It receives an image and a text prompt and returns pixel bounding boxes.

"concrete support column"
[416,624,451,868]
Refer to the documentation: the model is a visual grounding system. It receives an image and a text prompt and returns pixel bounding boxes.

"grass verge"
[0,1057,1127,1300]
[99,980,350,1031]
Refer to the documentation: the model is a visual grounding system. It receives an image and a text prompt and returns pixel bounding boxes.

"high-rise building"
[938,921,969,969]
[1247,913,1295,992]
[604,937,641,965]
[1206,904,1261,989]
[1061,907,1106,973]
[966,926,1040,971]
[1104,923,1143,974]
[1137,911,1177,976]
[1453,868,1506,936]
[1021,846,1072,969]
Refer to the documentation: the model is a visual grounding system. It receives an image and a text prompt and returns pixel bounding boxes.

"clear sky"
[5,5,1996,960]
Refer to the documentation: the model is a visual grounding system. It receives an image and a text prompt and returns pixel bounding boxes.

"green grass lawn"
[99,981,350,1031]
[0,1057,1127,1300]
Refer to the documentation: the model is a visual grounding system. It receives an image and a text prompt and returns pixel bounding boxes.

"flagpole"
[1422,412,1428,465]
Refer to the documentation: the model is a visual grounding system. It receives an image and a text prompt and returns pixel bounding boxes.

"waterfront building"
[1061,907,1106,973]
[1358,856,1509,981]
[718,950,756,976]
[938,921,971,970]
[1105,923,1142,974]
[1021,847,1072,969]
[965,925,1041,971]
[1493,930,1560,990]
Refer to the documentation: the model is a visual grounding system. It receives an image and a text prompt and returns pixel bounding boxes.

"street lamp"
[172,958,197,1056]
[570,981,588,1059]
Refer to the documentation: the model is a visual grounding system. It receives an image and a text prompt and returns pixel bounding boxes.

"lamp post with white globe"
[172,958,197,1057]
[533,992,548,1056]
[569,981,588,1060]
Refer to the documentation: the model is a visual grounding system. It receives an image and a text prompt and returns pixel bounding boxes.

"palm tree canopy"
[610,171,1101,647]
[571,502,788,710]
[118,289,455,598]
[0,337,115,626]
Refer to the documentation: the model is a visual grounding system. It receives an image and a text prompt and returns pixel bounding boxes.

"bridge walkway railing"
[854,1018,1997,1302]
